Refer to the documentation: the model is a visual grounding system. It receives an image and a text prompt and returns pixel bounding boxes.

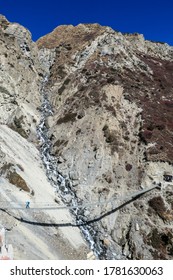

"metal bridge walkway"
[0,185,160,211]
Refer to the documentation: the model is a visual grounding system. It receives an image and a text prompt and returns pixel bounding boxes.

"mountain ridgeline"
[0,15,173,259]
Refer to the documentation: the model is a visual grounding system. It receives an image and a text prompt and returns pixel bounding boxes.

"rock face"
[0,16,88,260]
[0,15,42,141]
[37,24,173,259]
[1,15,173,259]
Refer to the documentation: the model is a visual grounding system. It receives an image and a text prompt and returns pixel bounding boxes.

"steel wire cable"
[0,185,159,211]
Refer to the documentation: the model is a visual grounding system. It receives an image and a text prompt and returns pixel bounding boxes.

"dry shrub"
[6,171,30,192]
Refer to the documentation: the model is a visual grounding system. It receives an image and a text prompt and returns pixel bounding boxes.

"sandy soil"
[0,124,88,259]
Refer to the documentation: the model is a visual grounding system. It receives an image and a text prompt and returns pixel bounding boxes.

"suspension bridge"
[0,185,160,211]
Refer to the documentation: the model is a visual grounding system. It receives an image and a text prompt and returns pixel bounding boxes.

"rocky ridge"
[0,15,173,259]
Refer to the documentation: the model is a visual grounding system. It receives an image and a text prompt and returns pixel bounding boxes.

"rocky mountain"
[0,15,173,259]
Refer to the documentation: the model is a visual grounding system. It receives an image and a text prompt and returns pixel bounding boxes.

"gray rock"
[57,156,64,163]
[69,171,79,180]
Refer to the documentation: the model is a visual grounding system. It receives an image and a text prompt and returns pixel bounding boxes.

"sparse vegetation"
[148,196,166,217]
[64,78,71,85]
[0,163,14,175]
[52,139,68,155]
[6,171,30,192]
[9,116,28,138]
[125,163,132,171]
[58,84,66,95]
[102,125,119,154]
[102,171,113,183]
[56,65,66,78]
[146,228,173,258]
[148,196,173,221]
[57,112,77,124]
[104,104,116,117]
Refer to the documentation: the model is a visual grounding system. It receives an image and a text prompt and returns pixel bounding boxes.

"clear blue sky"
[0,0,172,45]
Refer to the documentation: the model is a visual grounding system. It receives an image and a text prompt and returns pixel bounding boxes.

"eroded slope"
[37,24,173,259]
[0,16,88,259]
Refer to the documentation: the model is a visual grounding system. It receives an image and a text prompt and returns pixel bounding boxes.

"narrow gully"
[36,76,108,260]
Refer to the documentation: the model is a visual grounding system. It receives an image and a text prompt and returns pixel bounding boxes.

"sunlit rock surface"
[0,15,173,259]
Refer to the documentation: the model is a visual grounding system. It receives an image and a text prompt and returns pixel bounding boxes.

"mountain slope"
[0,15,173,259]
[37,24,173,259]
[0,15,87,260]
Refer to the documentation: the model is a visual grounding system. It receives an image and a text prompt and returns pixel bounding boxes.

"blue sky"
[0,0,172,45]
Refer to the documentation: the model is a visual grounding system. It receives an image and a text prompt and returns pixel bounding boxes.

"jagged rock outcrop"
[0,15,173,259]
[0,15,42,142]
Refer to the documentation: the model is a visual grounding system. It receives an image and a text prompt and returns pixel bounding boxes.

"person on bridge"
[25,201,30,209]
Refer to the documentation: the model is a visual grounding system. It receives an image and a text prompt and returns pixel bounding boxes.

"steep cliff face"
[0,15,173,259]
[0,15,42,141]
[37,24,173,259]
